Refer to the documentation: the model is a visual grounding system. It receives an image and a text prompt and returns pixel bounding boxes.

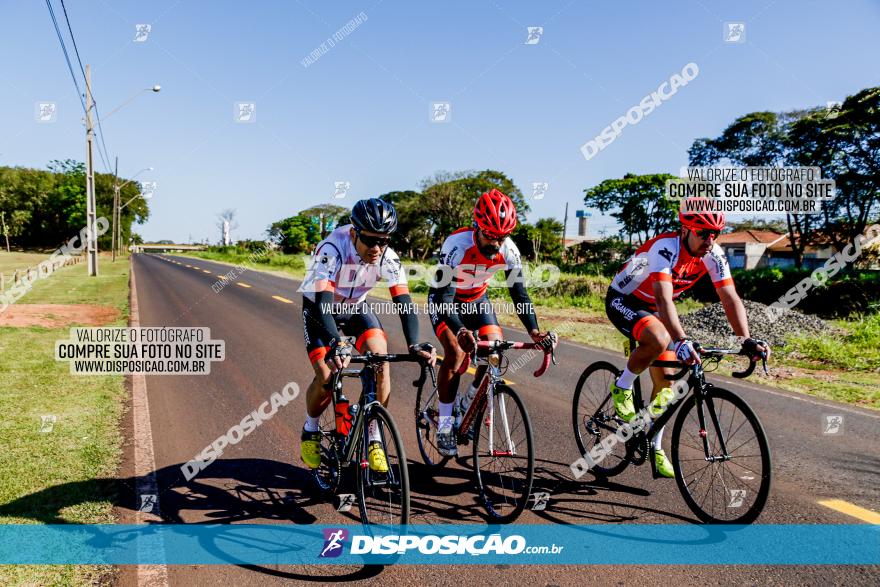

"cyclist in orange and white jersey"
[605,201,769,478]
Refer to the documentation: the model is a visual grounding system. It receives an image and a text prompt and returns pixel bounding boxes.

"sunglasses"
[479,229,509,242]
[696,229,721,240]
[356,232,391,249]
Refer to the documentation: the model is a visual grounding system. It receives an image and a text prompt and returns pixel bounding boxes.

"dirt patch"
[0,304,121,327]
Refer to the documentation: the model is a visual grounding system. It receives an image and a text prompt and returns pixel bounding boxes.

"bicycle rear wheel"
[356,404,410,526]
[571,361,633,478]
[472,384,534,523]
[672,386,771,524]
[415,381,451,468]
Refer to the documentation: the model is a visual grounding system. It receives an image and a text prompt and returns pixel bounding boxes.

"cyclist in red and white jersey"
[428,189,556,456]
[605,201,769,478]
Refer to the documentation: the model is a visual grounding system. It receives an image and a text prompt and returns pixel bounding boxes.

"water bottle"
[335,395,352,436]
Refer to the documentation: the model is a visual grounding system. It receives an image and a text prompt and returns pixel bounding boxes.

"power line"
[44,0,86,115]
[56,0,112,173]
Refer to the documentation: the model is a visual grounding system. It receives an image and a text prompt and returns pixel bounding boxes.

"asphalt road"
[118,253,879,586]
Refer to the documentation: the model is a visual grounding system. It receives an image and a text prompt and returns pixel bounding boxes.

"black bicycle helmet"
[350,198,398,234]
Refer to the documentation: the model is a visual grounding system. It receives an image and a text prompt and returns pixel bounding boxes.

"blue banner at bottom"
[0,524,876,565]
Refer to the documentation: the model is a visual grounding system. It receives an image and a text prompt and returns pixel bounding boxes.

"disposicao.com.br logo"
[319,530,563,557]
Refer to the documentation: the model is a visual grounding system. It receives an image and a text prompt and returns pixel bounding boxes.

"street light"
[102,86,162,121]
[112,165,153,261]
[82,70,161,275]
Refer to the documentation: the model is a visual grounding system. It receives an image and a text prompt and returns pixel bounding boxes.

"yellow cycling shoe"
[367,441,389,473]
[300,429,322,469]
[610,381,636,422]
[648,387,676,417]
[652,448,675,478]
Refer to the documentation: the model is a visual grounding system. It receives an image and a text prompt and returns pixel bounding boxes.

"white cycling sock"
[368,419,381,443]
[304,415,320,433]
[438,401,454,433]
[652,425,665,451]
[616,367,638,390]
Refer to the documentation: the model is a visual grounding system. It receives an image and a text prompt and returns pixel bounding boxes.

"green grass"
[0,251,55,290]
[0,257,127,585]
[179,250,307,279]
[781,314,880,372]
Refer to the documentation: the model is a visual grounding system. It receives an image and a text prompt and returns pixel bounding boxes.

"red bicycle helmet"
[679,197,725,231]
[474,189,517,236]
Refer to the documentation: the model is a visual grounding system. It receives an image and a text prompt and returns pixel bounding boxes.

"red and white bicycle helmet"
[679,197,725,231]
[474,189,517,236]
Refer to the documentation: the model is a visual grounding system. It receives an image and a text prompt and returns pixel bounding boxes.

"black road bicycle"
[314,345,430,527]
[572,340,771,524]
[415,336,556,523]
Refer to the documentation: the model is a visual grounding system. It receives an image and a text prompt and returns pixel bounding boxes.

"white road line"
[130,262,169,586]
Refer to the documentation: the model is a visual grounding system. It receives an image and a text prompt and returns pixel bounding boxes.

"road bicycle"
[415,335,556,523]
[572,339,771,523]
[314,344,430,527]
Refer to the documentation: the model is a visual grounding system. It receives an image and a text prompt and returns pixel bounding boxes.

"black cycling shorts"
[427,291,502,340]
[302,297,385,363]
[605,288,661,343]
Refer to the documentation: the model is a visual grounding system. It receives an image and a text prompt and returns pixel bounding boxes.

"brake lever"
[761,354,769,375]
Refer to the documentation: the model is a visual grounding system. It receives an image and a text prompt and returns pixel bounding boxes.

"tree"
[299,204,349,239]
[725,218,788,234]
[267,215,320,253]
[378,190,434,259]
[216,209,238,245]
[787,87,880,250]
[420,169,528,253]
[583,173,679,244]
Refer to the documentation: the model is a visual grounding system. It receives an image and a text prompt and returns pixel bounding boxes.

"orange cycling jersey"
[610,231,733,308]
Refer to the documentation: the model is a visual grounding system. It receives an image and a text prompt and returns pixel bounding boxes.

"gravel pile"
[680,300,832,349]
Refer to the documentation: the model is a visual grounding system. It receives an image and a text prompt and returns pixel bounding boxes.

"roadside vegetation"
[0,255,128,585]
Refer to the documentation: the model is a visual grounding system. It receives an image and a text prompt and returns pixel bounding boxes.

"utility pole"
[1,211,9,252]
[85,64,98,276]
[561,202,569,260]
[112,157,119,262]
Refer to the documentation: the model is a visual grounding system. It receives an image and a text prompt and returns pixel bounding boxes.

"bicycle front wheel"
[672,386,772,524]
[571,361,633,478]
[356,404,410,526]
[472,384,534,523]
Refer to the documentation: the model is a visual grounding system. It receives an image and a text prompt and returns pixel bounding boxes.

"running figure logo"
[823,414,843,435]
[723,22,745,43]
[727,489,746,508]
[319,528,349,558]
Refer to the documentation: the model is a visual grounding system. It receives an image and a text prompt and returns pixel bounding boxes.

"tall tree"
[583,173,679,244]
[299,204,349,239]
[787,87,880,250]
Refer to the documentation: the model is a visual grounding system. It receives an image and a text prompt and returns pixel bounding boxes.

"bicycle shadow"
[528,457,698,524]
[0,457,383,582]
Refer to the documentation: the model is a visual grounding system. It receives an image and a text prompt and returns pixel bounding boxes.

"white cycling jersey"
[299,224,408,304]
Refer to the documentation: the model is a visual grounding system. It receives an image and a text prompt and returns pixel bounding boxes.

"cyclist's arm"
[428,265,466,333]
[390,286,419,347]
[652,279,687,341]
[313,289,343,342]
[506,268,539,333]
[716,284,750,339]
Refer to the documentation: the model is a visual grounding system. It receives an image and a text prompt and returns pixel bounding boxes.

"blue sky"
[2,0,878,243]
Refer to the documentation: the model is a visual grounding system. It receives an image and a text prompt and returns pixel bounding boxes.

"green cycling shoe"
[652,448,675,478]
[610,381,636,422]
[648,387,676,417]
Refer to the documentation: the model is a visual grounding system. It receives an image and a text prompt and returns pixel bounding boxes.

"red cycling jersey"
[610,231,733,309]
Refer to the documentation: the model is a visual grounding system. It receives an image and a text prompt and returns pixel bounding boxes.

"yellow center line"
[817,499,880,524]
[272,295,294,304]
[236,282,252,288]
[216,274,227,279]
[202,270,211,274]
